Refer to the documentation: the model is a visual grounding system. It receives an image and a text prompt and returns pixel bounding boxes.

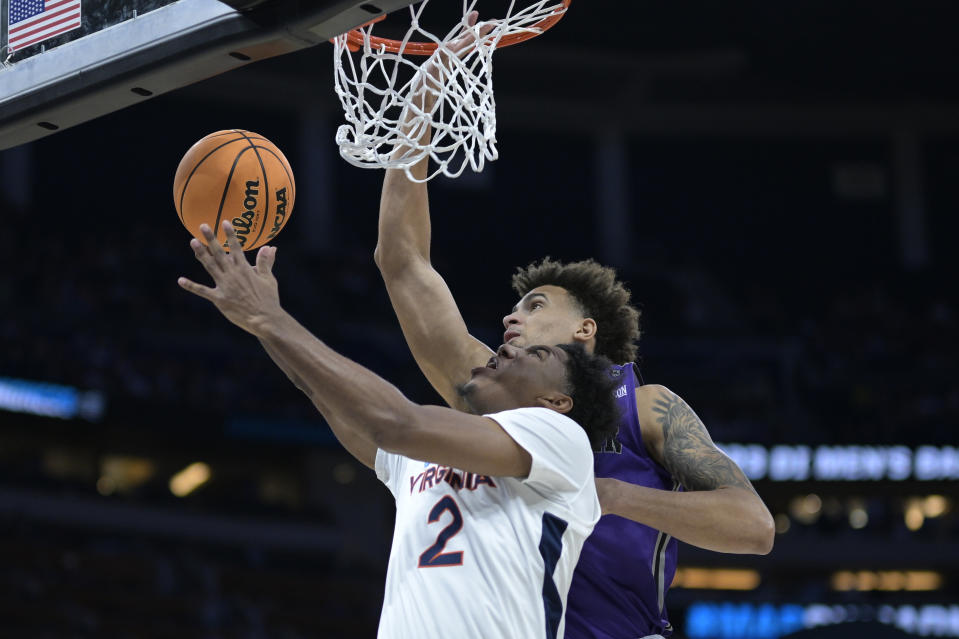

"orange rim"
[337,1,571,55]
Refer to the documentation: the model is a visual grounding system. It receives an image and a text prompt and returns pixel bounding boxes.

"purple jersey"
[564,363,679,638]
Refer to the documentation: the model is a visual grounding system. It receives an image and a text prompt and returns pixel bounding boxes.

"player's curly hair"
[512,257,641,364]
[557,343,622,451]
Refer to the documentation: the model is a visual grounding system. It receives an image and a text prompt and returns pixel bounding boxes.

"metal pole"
[1,0,9,66]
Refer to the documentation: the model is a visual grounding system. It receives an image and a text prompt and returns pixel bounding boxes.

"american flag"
[8,0,82,52]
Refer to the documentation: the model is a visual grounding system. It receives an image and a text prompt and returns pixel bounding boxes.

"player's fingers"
[478,21,496,39]
[452,36,476,56]
[423,13,484,86]
[190,238,221,274]
[452,14,493,57]
[444,12,479,55]
[177,276,217,301]
[255,245,276,275]
[199,224,229,267]
[222,220,246,262]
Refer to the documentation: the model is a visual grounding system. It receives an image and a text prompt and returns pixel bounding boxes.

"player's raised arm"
[177,223,378,467]
[374,13,496,411]
[597,384,775,555]
[256,314,535,478]
[179,221,536,477]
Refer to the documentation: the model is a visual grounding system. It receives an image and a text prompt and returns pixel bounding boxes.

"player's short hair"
[512,257,641,364]
[557,343,622,451]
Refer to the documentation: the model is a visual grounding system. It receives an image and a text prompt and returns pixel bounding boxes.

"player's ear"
[573,318,596,343]
[537,392,573,415]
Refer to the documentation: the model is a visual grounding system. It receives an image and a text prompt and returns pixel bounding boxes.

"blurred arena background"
[0,1,957,637]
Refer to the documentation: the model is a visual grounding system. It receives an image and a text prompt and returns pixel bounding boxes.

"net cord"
[332,1,566,182]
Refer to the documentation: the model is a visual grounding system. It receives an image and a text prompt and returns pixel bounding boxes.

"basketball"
[173,130,295,251]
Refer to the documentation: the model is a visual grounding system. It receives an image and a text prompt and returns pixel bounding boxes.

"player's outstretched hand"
[178,221,283,337]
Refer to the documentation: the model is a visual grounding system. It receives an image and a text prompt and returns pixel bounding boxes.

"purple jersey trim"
[564,363,679,639]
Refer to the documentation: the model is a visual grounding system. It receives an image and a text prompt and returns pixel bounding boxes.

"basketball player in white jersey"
[178,222,622,639]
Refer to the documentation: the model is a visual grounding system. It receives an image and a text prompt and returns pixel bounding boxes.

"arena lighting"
[905,499,925,531]
[773,513,790,534]
[98,455,156,496]
[831,571,943,592]
[96,477,117,496]
[719,443,959,481]
[848,505,869,529]
[923,495,950,517]
[788,494,822,524]
[846,497,868,529]
[905,572,944,591]
[671,568,761,590]
[169,462,211,497]
[685,602,959,639]
[0,376,105,420]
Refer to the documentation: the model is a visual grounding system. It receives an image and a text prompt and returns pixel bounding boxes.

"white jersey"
[374,406,601,639]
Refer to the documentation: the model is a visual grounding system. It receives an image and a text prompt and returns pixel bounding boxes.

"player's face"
[460,343,570,414]
[502,285,591,351]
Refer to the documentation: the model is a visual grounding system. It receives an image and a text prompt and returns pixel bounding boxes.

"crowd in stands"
[0,519,380,638]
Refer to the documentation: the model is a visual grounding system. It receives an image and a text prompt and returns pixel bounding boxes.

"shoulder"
[490,407,596,499]
[634,383,674,408]
[487,407,591,454]
[375,448,411,495]
[488,405,570,421]
[489,406,583,437]
[633,384,680,464]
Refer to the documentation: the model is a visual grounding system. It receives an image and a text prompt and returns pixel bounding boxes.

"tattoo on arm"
[651,389,756,494]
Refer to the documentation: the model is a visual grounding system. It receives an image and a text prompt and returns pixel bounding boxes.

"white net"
[332,1,568,182]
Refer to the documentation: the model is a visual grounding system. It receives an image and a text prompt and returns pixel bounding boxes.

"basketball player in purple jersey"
[374,14,775,638]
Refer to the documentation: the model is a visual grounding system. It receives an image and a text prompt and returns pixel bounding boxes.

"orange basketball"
[173,130,295,251]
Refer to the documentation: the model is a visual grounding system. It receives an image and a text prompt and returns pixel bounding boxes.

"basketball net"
[332,1,569,182]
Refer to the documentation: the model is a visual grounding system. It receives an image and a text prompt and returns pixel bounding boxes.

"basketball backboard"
[0,0,415,151]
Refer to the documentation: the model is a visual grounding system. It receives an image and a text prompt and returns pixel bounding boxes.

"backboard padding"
[0,0,415,150]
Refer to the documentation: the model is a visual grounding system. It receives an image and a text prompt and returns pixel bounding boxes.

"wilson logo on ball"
[232,179,261,247]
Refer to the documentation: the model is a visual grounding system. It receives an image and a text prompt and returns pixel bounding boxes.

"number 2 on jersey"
[418,495,464,567]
